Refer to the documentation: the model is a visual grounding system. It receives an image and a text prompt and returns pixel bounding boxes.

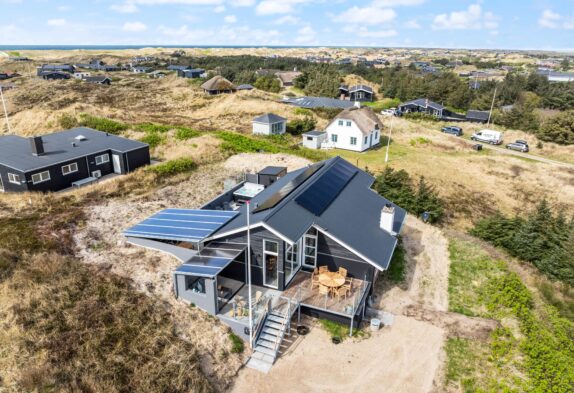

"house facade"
[302,130,328,149]
[0,128,150,193]
[177,68,206,78]
[252,113,287,136]
[201,75,236,95]
[123,158,406,363]
[324,107,382,152]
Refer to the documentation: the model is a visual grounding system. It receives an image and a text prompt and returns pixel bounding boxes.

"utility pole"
[0,87,12,134]
[385,115,394,163]
[487,86,497,127]
[246,201,253,349]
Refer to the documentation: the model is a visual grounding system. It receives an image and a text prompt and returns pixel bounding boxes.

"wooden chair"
[338,267,348,278]
[343,277,353,293]
[319,284,330,298]
[334,286,349,301]
[310,271,321,290]
[318,265,329,274]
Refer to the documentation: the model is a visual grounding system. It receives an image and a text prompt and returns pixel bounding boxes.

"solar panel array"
[252,163,324,213]
[175,242,245,277]
[123,208,238,242]
[295,159,357,216]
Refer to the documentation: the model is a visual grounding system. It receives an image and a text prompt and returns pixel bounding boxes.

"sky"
[0,0,573,50]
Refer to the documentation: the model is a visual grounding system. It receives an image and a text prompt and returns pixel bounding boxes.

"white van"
[471,129,503,145]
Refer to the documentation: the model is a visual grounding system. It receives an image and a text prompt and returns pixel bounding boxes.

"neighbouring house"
[237,84,255,91]
[0,83,16,92]
[536,69,574,83]
[275,70,302,87]
[398,98,456,119]
[252,113,287,136]
[73,71,91,79]
[0,72,18,80]
[323,106,382,152]
[0,127,150,193]
[349,85,374,102]
[168,65,190,71]
[83,76,112,85]
[302,130,328,149]
[36,64,75,76]
[466,110,490,123]
[283,96,356,110]
[339,84,349,99]
[123,157,406,366]
[133,66,153,74]
[201,75,236,95]
[39,71,71,80]
[149,70,167,79]
[177,68,206,78]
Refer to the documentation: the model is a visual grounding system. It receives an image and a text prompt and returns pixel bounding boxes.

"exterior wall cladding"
[215,226,376,292]
[0,146,150,193]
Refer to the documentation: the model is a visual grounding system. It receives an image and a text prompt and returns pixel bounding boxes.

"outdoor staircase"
[250,311,290,368]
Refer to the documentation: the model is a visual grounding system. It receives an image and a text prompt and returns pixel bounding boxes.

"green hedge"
[147,158,196,176]
[79,114,128,134]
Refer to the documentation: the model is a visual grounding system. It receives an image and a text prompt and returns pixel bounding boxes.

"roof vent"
[74,135,87,141]
[72,142,77,147]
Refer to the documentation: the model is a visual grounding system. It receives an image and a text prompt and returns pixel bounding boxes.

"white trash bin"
[370,318,381,331]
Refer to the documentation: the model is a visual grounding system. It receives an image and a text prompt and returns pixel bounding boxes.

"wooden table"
[318,271,346,289]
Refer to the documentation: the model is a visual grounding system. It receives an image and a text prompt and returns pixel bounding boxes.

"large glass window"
[303,228,318,268]
[186,277,206,294]
[285,241,301,283]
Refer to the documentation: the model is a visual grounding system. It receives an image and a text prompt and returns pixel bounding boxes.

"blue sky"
[0,0,573,50]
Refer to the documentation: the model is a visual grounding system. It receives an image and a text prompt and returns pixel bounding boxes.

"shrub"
[79,114,128,135]
[216,132,280,154]
[139,132,165,148]
[386,241,406,283]
[147,157,196,176]
[253,75,281,93]
[58,113,78,129]
[175,127,201,140]
[229,332,244,354]
[286,116,316,135]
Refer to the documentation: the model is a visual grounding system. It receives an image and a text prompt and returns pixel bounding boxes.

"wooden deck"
[283,271,369,317]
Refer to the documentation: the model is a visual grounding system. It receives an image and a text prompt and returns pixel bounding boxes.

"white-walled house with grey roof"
[252,113,287,136]
[322,106,382,152]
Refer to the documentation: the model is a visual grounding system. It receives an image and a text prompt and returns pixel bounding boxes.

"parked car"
[471,129,504,145]
[506,140,529,152]
[441,126,463,136]
[381,107,399,116]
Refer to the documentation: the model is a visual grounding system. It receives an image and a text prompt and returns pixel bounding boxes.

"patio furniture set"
[311,266,353,301]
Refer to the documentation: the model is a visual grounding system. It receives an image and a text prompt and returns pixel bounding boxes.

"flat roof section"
[175,242,246,278]
[123,208,238,243]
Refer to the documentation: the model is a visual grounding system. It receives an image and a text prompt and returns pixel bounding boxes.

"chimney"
[29,136,45,156]
[380,203,396,235]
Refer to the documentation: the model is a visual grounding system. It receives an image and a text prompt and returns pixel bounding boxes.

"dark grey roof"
[466,110,489,121]
[283,96,356,109]
[400,98,445,111]
[167,65,190,71]
[253,113,287,124]
[259,166,286,176]
[302,130,326,137]
[349,84,373,93]
[339,84,349,91]
[237,84,254,90]
[0,127,148,172]
[208,157,406,271]
[83,76,110,83]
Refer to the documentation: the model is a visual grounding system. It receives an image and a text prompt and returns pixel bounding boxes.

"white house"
[252,113,287,136]
[323,106,383,152]
[73,71,90,79]
[302,130,328,149]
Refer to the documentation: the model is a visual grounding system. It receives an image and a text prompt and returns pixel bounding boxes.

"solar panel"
[123,209,238,242]
[175,244,246,277]
[252,163,324,213]
[295,159,357,216]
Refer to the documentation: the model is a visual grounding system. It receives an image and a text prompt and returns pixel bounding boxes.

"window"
[95,154,109,165]
[331,134,338,143]
[285,241,301,283]
[350,137,357,145]
[364,136,368,144]
[303,227,318,268]
[346,121,352,127]
[338,120,344,126]
[263,239,279,288]
[271,122,283,134]
[375,131,378,139]
[62,162,78,175]
[31,171,50,184]
[8,173,20,185]
[186,277,206,294]
[306,136,313,141]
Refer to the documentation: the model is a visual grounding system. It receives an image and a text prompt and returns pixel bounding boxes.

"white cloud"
[295,25,316,44]
[372,0,425,6]
[47,19,67,27]
[111,3,140,13]
[405,19,420,29]
[224,15,237,23]
[214,5,226,12]
[538,10,574,30]
[432,4,498,30]
[229,0,255,6]
[57,5,71,11]
[123,21,147,32]
[157,24,283,45]
[255,0,312,15]
[276,15,300,25]
[356,28,397,38]
[333,6,396,25]
[131,0,222,5]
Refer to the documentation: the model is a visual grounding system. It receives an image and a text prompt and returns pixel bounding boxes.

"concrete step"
[246,356,273,373]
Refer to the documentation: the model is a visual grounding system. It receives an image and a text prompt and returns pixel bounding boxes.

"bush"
[253,75,281,93]
[58,113,78,129]
[139,132,165,148]
[229,332,244,354]
[175,127,201,140]
[79,114,128,134]
[147,158,196,176]
[216,132,280,154]
[286,116,316,135]
[386,241,406,283]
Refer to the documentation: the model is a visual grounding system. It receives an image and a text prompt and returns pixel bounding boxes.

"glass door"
[285,240,301,284]
[303,228,318,268]
[263,240,279,288]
